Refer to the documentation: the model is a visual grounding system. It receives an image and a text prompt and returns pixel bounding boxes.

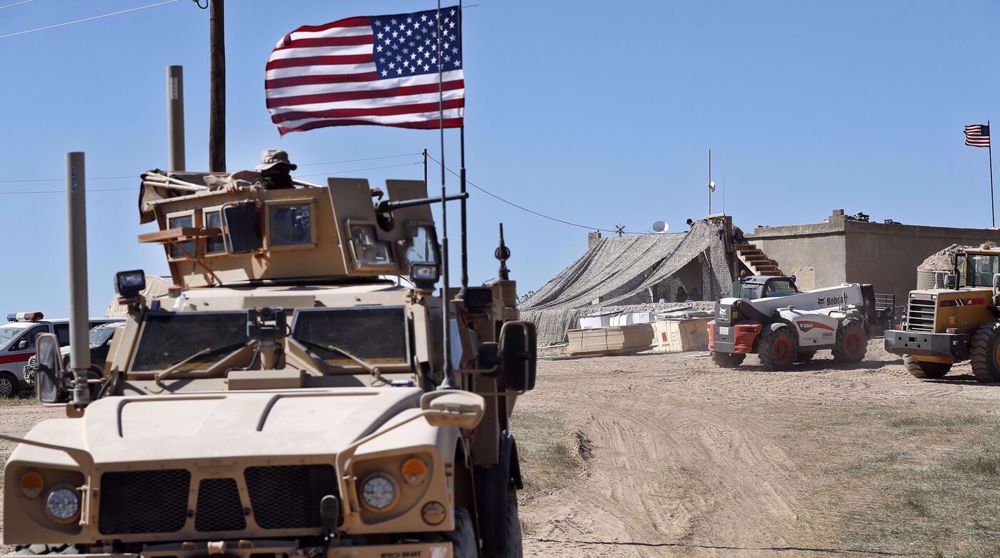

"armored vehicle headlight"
[45,486,80,523]
[360,473,399,512]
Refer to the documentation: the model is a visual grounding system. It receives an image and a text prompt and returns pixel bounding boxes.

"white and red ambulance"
[0,312,115,398]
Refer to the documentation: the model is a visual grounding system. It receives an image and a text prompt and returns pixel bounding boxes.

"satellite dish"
[652,220,669,233]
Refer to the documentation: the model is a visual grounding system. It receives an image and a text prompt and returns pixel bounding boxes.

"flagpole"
[990,119,995,227]
[458,0,469,290]
[436,0,455,389]
[708,149,712,215]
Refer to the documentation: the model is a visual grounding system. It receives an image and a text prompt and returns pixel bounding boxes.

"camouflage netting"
[520,220,732,345]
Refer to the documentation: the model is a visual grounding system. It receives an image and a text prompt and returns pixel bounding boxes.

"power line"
[0,161,423,196]
[0,0,35,9]
[0,0,180,40]
[0,187,132,196]
[0,153,420,184]
[297,153,423,168]
[424,154,637,235]
[0,175,133,184]
[295,161,423,178]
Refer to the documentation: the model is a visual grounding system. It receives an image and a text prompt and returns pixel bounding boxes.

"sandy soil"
[4,342,1000,557]
[517,342,1000,558]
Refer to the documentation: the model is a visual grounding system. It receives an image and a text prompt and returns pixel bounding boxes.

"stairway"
[732,244,783,276]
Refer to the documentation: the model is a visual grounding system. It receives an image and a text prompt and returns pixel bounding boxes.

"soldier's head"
[256,149,297,189]
[256,149,297,174]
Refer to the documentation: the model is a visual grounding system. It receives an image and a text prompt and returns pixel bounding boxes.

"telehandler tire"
[833,320,867,363]
[12,545,82,555]
[711,352,746,368]
[758,327,797,370]
[449,507,478,558]
[903,355,951,379]
[796,351,816,363]
[970,322,1000,383]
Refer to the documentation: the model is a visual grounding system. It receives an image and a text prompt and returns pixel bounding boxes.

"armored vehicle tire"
[833,320,867,363]
[0,371,18,399]
[503,488,524,558]
[970,322,1000,383]
[758,327,797,370]
[449,507,478,558]
[903,355,951,379]
[797,351,816,363]
[12,545,82,555]
[712,352,746,368]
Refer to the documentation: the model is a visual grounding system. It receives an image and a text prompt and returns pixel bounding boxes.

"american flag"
[965,124,990,148]
[265,7,464,134]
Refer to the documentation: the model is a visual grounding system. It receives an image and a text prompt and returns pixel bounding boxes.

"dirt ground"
[3,342,1000,557]
[514,341,1000,558]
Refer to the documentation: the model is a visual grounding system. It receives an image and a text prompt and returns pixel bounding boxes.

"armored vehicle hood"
[14,387,425,468]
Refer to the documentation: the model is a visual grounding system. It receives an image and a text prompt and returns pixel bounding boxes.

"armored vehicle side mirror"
[477,341,500,373]
[421,391,485,430]
[498,321,537,392]
[223,201,263,253]
[34,333,65,404]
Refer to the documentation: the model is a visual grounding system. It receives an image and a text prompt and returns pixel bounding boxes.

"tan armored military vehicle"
[2,163,537,558]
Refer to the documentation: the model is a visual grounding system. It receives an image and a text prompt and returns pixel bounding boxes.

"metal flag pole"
[990,120,995,227]
[437,0,455,389]
[708,149,712,215]
[458,0,469,290]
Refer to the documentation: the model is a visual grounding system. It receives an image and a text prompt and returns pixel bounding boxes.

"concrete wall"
[750,212,1000,304]
[749,219,847,291]
[843,220,1000,303]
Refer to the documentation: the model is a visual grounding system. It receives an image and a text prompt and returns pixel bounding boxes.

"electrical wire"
[0,161,423,195]
[0,153,421,185]
[294,161,423,178]
[297,153,423,167]
[0,187,132,196]
[0,0,35,10]
[0,175,134,183]
[0,0,180,40]
[424,154,639,235]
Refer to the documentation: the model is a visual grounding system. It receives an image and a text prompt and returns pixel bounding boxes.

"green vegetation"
[0,395,37,407]
[509,411,583,498]
[828,408,1000,558]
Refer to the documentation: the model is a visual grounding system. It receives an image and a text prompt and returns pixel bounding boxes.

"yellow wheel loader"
[885,249,1000,381]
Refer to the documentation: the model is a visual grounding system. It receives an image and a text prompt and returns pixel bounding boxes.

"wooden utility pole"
[209,0,226,172]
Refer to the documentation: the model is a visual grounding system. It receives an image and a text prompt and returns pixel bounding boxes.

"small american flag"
[965,124,990,148]
[265,7,464,134]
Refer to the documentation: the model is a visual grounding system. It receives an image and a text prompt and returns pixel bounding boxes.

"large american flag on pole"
[265,7,464,134]
[966,124,991,148]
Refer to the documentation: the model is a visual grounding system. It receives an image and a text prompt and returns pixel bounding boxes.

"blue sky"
[1,0,998,317]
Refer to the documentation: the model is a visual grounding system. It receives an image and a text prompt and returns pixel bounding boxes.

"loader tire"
[970,322,1000,383]
[903,355,951,379]
[711,352,746,368]
[796,351,816,363]
[833,320,867,363]
[758,327,797,370]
